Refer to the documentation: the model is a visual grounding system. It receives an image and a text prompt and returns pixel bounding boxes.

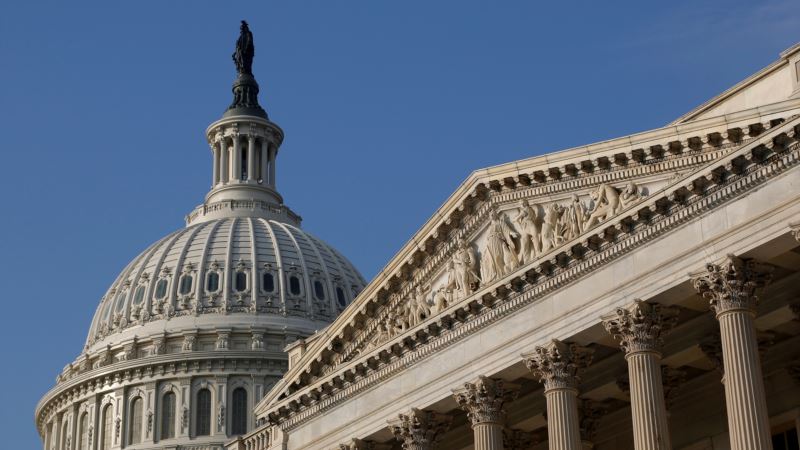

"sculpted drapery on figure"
[481,211,520,284]
[232,20,255,76]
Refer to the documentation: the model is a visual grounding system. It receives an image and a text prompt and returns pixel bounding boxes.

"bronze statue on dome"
[233,20,255,76]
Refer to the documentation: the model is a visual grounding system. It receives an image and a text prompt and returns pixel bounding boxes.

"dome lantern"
[188,21,295,226]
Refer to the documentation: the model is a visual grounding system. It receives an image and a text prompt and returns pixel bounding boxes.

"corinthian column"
[603,300,679,450]
[523,340,593,450]
[693,255,774,450]
[453,376,520,450]
[388,408,452,450]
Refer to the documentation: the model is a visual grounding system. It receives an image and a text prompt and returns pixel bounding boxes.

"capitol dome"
[36,21,364,450]
[85,216,365,354]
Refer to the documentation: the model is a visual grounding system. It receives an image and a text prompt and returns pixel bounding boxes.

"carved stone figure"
[481,211,519,283]
[514,200,542,263]
[561,194,587,241]
[431,286,449,314]
[232,21,255,75]
[541,203,563,252]
[619,182,643,209]
[584,184,621,228]
[451,238,480,300]
[406,286,431,328]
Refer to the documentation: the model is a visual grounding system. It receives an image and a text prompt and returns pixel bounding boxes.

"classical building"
[35,22,366,450]
[229,42,800,450]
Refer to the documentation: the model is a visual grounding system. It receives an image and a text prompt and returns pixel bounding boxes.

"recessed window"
[154,279,169,300]
[336,287,346,307]
[77,413,88,450]
[129,397,143,444]
[133,286,145,305]
[234,272,247,292]
[161,392,176,439]
[115,292,127,312]
[206,272,220,292]
[101,404,112,450]
[231,388,248,435]
[262,272,275,292]
[773,427,800,450]
[179,274,193,295]
[289,275,301,296]
[196,389,211,436]
[314,281,325,300]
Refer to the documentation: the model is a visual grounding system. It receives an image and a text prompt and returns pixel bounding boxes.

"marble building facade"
[230,42,800,450]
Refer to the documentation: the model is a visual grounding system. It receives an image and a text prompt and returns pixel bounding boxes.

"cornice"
[258,116,800,430]
[263,111,796,410]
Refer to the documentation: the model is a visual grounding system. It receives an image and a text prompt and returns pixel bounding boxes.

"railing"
[227,425,271,450]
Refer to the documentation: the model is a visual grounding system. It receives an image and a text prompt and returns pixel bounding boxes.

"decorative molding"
[387,409,452,449]
[452,376,520,426]
[602,300,680,355]
[692,255,774,316]
[523,340,593,392]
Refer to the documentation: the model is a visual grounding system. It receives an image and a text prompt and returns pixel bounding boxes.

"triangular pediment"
[254,62,800,420]
[671,42,800,125]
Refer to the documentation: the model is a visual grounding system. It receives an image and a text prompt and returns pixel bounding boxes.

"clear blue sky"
[1,1,797,447]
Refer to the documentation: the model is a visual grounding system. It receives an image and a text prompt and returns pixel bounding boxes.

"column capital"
[523,340,593,391]
[452,376,520,426]
[692,255,773,316]
[602,300,679,355]
[388,408,452,449]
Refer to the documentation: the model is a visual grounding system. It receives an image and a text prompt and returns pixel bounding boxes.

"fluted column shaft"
[220,139,229,183]
[523,340,593,450]
[545,387,583,450]
[693,255,774,450]
[247,136,256,181]
[474,422,504,449]
[626,351,671,450]
[603,300,678,450]
[232,137,242,180]
[212,142,220,185]
[717,307,770,450]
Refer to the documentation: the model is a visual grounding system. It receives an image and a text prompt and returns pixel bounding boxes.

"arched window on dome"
[288,275,301,296]
[100,404,113,450]
[114,290,128,313]
[154,278,169,301]
[313,280,326,301]
[77,412,88,450]
[178,273,193,295]
[128,397,143,444]
[133,285,146,305]
[336,286,347,308]
[262,272,275,293]
[206,271,220,293]
[234,271,248,293]
[231,388,248,435]
[196,389,211,436]
[160,392,176,440]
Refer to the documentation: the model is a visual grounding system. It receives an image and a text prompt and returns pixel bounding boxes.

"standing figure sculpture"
[561,194,587,241]
[482,211,519,283]
[451,238,480,301]
[540,203,563,253]
[233,20,255,76]
[514,200,542,263]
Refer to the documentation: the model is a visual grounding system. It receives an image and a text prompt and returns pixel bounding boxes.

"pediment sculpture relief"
[354,182,645,356]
